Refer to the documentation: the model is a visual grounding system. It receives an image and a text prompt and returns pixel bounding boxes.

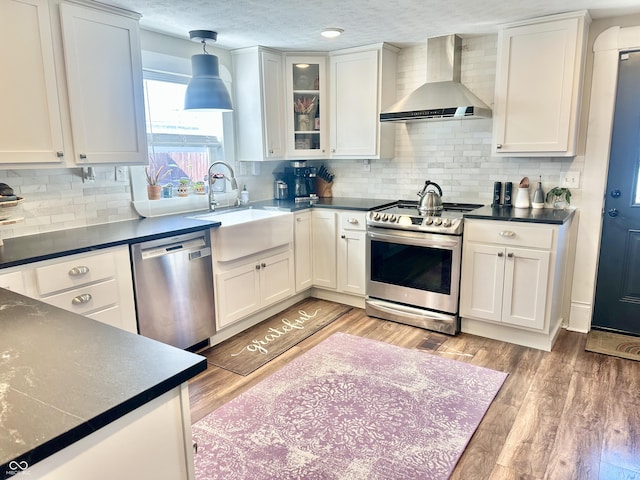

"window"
[130,68,234,215]
[144,77,225,185]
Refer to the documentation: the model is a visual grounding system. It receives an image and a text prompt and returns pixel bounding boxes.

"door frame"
[572,26,640,332]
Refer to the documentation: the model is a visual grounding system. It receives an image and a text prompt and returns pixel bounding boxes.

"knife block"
[316,178,333,198]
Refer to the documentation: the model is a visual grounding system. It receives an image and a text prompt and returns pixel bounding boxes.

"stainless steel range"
[366,200,483,335]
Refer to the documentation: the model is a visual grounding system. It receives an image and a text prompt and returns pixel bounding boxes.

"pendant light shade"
[184,30,233,111]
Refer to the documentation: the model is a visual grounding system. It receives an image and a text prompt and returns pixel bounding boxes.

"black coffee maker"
[285,162,317,200]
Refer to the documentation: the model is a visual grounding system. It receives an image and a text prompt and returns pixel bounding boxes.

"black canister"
[503,182,513,207]
[492,181,502,207]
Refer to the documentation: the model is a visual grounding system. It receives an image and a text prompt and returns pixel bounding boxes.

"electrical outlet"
[115,166,126,182]
[562,171,580,189]
[363,159,371,172]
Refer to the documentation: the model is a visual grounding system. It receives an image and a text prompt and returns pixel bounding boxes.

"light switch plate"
[562,171,580,189]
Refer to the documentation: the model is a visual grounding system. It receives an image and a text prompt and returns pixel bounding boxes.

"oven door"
[366,227,462,315]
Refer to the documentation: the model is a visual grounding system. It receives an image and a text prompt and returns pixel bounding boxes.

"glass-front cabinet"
[285,56,326,158]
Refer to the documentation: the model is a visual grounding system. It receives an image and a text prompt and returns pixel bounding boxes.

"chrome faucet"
[208,161,239,210]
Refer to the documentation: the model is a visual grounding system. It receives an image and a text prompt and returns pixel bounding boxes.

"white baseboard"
[567,301,592,333]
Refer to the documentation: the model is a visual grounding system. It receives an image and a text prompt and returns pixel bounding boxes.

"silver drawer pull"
[69,266,90,276]
[347,218,359,224]
[499,231,516,237]
[72,293,92,305]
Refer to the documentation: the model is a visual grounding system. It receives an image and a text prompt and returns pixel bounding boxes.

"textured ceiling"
[110,0,640,50]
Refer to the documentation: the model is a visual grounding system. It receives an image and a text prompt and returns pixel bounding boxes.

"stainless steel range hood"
[380,35,491,122]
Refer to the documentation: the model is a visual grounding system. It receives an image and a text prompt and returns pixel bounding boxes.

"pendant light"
[184,30,233,111]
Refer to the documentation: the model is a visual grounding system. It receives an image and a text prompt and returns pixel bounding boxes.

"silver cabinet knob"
[496,144,503,149]
[507,252,514,258]
[497,252,503,257]
[56,151,64,158]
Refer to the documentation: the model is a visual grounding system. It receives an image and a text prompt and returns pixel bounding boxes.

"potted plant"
[546,187,571,209]
[145,165,168,200]
[177,178,190,197]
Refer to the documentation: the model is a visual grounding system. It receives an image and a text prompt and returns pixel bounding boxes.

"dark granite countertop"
[0,289,206,477]
[0,197,393,269]
[0,215,221,269]
[251,197,395,212]
[463,205,576,225]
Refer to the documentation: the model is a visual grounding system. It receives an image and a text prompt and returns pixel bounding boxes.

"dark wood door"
[592,50,640,335]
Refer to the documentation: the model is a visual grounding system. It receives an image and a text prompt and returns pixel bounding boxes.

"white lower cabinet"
[461,243,549,329]
[460,218,574,351]
[0,270,28,295]
[294,211,313,292]
[0,245,137,333]
[311,210,337,289]
[22,384,195,480]
[214,248,294,330]
[311,209,367,300]
[337,212,367,296]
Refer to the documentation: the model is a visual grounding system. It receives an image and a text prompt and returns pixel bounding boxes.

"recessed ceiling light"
[321,28,344,39]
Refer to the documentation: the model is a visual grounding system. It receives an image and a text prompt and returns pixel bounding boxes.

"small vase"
[297,114,311,131]
[147,185,161,200]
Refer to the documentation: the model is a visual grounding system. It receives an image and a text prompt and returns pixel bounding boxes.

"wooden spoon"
[519,177,530,188]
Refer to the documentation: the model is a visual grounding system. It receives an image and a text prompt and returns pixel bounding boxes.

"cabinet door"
[215,262,261,329]
[312,210,336,289]
[337,230,366,295]
[60,3,146,165]
[0,0,65,164]
[294,212,313,292]
[492,14,586,156]
[502,247,550,330]
[330,50,378,157]
[285,55,326,158]
[260,251,294,307]
[0,270,27,295]
[261,50,286,159]
[460,243,505,323]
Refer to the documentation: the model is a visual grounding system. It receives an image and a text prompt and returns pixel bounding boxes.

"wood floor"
[188,305,640,479]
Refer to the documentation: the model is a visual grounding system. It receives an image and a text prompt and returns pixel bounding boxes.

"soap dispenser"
[240,185,249,205]
[532,177,545,209]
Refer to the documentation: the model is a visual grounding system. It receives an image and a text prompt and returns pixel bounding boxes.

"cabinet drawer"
[465,222,553,249]
[35,252,117,295]
[42,279,119,316]
[339,212,367,231]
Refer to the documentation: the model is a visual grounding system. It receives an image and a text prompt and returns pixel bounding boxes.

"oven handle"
[367,229,460,249]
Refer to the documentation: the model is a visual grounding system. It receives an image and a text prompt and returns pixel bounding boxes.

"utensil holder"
[316,178,333,198]
[515,187,530,208]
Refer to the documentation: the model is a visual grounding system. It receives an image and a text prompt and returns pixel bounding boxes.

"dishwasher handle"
[140,237,210,260]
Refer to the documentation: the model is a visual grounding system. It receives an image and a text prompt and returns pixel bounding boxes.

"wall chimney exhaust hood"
[380,35,491,122]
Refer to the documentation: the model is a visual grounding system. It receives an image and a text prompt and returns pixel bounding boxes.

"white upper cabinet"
[492,11,590,157]
[329,44,398,159]
[60,1,146,165]
[0,0,65,164]
[0,0,146,167]
[285,55,327,159]
[232,47,286,161]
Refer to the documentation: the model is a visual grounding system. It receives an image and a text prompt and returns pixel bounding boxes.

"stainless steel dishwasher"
[131,231,216,349]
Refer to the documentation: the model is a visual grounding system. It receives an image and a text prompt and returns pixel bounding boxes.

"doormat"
[585,329,640,362]
[193,332,508,480]
[202,298,351,376]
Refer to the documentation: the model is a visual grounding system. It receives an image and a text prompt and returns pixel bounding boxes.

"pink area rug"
[192,332,507,480]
